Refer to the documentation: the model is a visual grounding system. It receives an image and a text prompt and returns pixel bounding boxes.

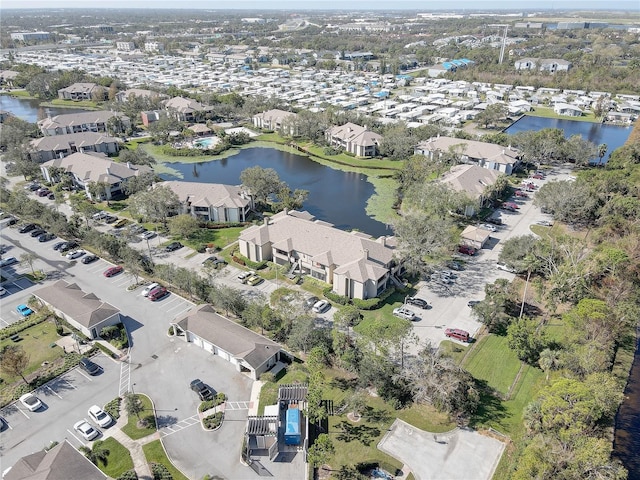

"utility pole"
[488,24,509,64]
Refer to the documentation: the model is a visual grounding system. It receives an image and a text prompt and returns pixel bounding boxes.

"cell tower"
[488,24,509,64]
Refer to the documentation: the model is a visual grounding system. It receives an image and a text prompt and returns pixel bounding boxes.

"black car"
[38,232,55,242]
[202,256,227,267]
[190,379,213,401]
[79,357,100,375]
[60,242,79,253]
[165,241,183,252]
[82,254,99,264]
[5,217,17,226]
[30,229,46,238]
[53,241,67,251]
[47,192,55,200]
[18,223,36,233]
[468,300,481,308]
[406,297,429,309]
[486,217,503,226]
[104,215,117,224]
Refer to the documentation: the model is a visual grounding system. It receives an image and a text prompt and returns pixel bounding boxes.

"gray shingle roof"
[37,110,128,130]
[34,280,120,329]
[175,304,281,370]
[30,132,118,151]
[163,180,251,209]
[4,440,107,480]
[326,122,382,147]
[439,164,501,199]
[417,136,520,165]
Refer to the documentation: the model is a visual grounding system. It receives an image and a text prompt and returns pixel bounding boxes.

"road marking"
[0,316,11,327]
[114,278,130,287]
[17,407,30,419]
[76,368,92,381]
[119,360,131,397]
[66,429,87,447]
[173,306,193,317]
[62,377,79,388]
[224,401,250,410]
[159,414,200,437]
[12,281,24,290]
[45,385,63,399]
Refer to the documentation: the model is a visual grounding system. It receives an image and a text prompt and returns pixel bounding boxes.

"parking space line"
[119,360,131,397]
[76,369,92,382]
[114,278,130,287]
[17,407,30,419]
[159,414,200,437]
[66,429,87,447]
[11,281,24,290]
[0,317,10,327]
[45,385,63,399]
[62,377,79,388]
[172,306,193,317]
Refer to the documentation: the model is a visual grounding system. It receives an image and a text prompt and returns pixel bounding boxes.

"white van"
[141,282,159,297]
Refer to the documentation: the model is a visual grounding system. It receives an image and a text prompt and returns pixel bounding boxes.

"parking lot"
[0,352,120,470]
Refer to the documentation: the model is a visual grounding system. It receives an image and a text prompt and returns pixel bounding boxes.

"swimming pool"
[193,137,220,148]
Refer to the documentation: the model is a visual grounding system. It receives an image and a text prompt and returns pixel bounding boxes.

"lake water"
[505,115,633,163]
[160,147,392,238]
[0,95,90,123]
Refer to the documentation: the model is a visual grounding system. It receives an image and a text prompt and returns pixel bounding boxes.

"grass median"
[121,394,157,440]
[95,437,135,478]
[143,440,189,480]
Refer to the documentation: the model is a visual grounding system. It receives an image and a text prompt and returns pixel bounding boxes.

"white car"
[88,405,113,428]
[496,263,516,273]
[536,220,554,227]
[480,223,497,232]
[312,300,330,314]
[237,270,255,283]
[141,282,160,297]
[392,307,416,321]
[140,231,157,240]
[19,393,43,412]
[66,249,86,259]
[73,420,99,441]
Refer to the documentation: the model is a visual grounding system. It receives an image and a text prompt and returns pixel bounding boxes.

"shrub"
[214,392,227,406]
[104,397,122,420]
[202,412,223,430]
[323,287,348,305]
[260,372,275,383]
[116,470,138,480]
[351,297,381,310]
[150,463,173,480]
[199,400,214,413]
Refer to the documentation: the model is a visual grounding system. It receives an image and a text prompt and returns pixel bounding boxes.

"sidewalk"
[247,379,263,416]
[101,410,159,480]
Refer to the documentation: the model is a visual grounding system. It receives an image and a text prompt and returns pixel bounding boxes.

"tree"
[208,284,247,318]
[118,148,156,166]
[507,317,546,364]
[128,185,180,227]
[597,143,608,166]
[563,134,596,166]
[272,185,309,212]
[0,345,30,384]
[87,181,111,202]
[20,252,37,276]
[168,214,200,238]
[534,180,600,226]
[538,348,560,381]
[333,304,362,340]
[79,440,110,466]
[239,166,283,207]
[379,123,417,160]
[307,434,335,468]
[475,103,508,129]
[287,316,320,353]
[124,392,144,420]
[122,171,156,196]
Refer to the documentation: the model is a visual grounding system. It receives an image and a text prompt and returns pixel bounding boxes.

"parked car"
[36,188,51,197]
[393,307,417,321]
[202,256,227,268]
[501,202,519,211]
[531,173,545,180]
[190,379,213,401]
[140,231,157,240]
[0,257,18,267]
[148,286,169,301]
[165,241,183,252]
[4,217,17,226]
[406,297,429,309]
[103,265,124,277]
[514,190,529,198]
[47,192,55,200]
[19,393,42,412]
[92,211,108,221]
[312,299,331,314]
[88,405,112,428]
[496,263,516,273]
[16,304,33,317]
[30,228,46,237]
[113,218,129,229]
[79,357,100,375]
[480,223,497,232]
[446,261,464,271]
[128,224,146,235]
[536,220,554,227]
[38,232,55,242]
[82,254,99,264]
[467,300,481,308]
[141,283,160,297]
[247,274,263,286]
[53,241,67,251]
[66,249,86,260]
[103,215,118,224]
[237,270,255,283]
[59,242,79,253]
[444,328,471,342]
[24,183,40,191]
[304,296,320,309]
[18,223,36,233]
[486,217,503,226]
[430,272,453,284]
[74,420,99,441]
[458,245,477,256]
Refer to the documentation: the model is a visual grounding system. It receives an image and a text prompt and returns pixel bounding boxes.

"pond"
[505,115,633,163]
[0,95,91,123]
[159,147,392,238]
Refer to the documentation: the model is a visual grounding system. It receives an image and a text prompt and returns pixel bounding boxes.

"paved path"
[102,411,160,480]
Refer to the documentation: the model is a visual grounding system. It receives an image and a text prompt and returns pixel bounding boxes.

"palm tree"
[538,348,560,381]
[79,441,110,466]
[20,252,37,276]
[597,143,608,166]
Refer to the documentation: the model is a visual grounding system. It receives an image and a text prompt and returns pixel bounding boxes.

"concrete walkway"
[102,410,160,480]
[247,379,263,416]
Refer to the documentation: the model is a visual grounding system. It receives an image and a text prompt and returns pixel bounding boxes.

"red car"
[445,328,470,342]
[514,190,528,198]
[531,173,545,180]
[103,265,124,277]
[458,245,477,256]
[148,286,169,301]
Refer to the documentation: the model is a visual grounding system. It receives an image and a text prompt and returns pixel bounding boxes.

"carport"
[460,225,491,250]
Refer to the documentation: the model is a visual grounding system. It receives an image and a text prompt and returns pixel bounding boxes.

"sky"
[1,0,638,10]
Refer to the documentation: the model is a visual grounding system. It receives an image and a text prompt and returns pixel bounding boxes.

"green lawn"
[95,437,134,478]
[142,440,189,480]
[258,367,308,414]
[43,99,102,109]
[353,290,414,336]
[184,226,244,250]
[525,108,598,123]
[439,339,469,365]
[462,335,521,395]
[0,319,64,385]
[121,394,157,440]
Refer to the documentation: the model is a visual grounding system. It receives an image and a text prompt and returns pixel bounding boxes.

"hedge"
[322,287,348,305]
[232,254,266,270]
[202,412,224,430]
[0,314,48,340]
[352,286,397,310]
[104,397,122,420]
